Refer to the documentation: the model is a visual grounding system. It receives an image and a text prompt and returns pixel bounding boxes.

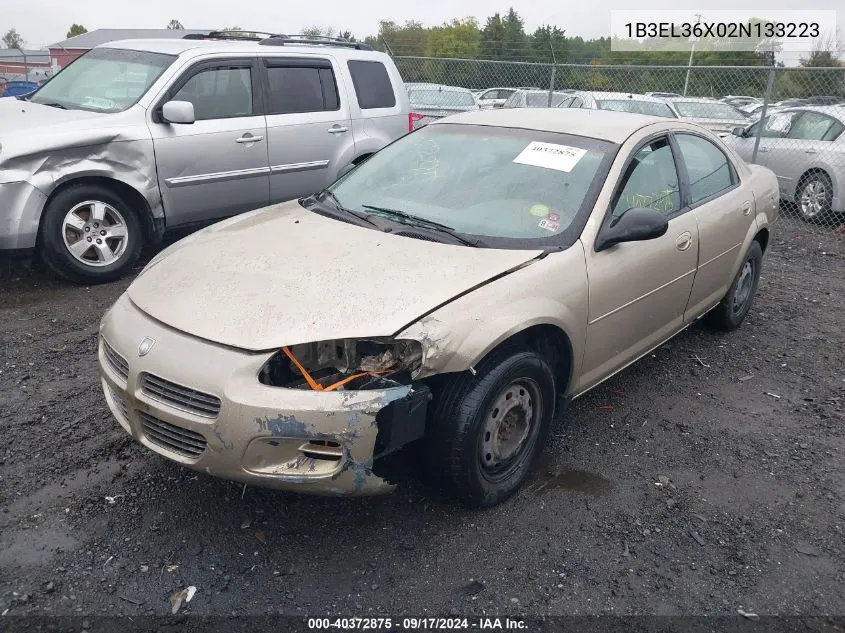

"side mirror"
[731,126,746,137]
[595,207,669,252]
[162,100,195,124]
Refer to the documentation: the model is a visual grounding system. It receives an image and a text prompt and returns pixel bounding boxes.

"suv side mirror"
[595,207,669,252]
[162,100,195,124]
[731,126,746,137]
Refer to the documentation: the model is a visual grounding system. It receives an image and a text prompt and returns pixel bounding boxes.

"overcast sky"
[3,0,842,50]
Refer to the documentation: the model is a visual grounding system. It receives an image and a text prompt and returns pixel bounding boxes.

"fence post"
[547,64,557,107]
[751,68,777,164]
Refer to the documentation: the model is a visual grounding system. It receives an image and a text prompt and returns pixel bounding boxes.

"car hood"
[0,98,106,134]
[126,201,544,351]
[0,101,150,171]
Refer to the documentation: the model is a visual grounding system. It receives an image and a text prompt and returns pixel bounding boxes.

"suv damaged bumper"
[98,294,429,496]
[0,181,46,250]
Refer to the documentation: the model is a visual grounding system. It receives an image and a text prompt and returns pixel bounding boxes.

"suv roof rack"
[258,34,373,50]
[183,30,280,41]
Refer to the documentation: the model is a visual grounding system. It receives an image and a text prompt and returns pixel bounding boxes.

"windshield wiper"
[360,204,483,247]
[304,190,379,228]
[35,101,68,109]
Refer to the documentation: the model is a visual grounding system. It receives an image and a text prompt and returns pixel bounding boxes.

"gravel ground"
[1,221,843,623]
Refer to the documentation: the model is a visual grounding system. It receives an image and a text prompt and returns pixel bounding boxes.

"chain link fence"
[396,56,845,234]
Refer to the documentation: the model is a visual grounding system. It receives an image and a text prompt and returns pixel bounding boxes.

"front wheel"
[426,347,556,508]
[39,183,144,284]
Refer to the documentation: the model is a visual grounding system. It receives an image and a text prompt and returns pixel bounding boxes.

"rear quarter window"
[347,60,396,109]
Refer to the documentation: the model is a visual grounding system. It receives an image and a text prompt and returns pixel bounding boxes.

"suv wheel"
[39,184,144,284]
[426,346,556,508]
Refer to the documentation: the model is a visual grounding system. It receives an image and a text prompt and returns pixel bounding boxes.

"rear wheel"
[706,240,763,331]
[39,183,144,284]
[426,347,556,508]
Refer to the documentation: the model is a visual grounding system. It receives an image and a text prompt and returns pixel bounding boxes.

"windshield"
[526,92,568,107]
[324,123,616,248]
[408,89,476,107]
[29,48,175,113]
[596,99,676,118]
[672,101,747,120]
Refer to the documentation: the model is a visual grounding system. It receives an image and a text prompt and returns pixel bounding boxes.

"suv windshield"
[597,99,676,118]
[29,48,175,113]
[672,101,746,120]
[325,123,616,248]
[408,89,476,107]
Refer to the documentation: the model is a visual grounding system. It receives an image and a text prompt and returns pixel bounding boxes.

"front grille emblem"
[138,337,156,357]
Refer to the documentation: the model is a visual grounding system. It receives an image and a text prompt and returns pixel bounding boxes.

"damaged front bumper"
[98,294,429,496]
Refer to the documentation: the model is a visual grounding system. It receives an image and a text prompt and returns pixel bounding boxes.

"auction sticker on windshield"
[513,142,587,172]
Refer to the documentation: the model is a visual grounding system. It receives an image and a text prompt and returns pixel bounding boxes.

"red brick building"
[46,28,212,71]
[0,49,52,82]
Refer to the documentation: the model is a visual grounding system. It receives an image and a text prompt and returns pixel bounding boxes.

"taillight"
[408,112,424,131]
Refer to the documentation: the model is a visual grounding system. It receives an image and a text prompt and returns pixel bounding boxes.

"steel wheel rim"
[62,200,129,267]
[479,378,541,481]
[800,179,827,219]
[732,260,754,315]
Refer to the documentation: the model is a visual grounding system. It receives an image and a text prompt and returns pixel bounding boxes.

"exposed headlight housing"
[259,338,423,391]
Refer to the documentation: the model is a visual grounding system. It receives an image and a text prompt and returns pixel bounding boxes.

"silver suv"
[0,32,410,283]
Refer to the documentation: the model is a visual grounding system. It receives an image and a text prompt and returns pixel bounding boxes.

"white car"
[558,91,677,118]
[475,87,518,109]
[661,97,751,136]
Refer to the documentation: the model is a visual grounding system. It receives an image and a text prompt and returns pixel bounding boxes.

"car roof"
[431,107,665,143]
[578,91,669,103]
[406,83,474,93]
[665,97,724,103]
[99,38,389,60]
[778,105,845,118]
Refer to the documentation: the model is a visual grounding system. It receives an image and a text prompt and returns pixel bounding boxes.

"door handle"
[676,232,692,251]
[758,147,769,153]
[235,134,264,144]
[805,149,817,155]
[741,201,752,216]
[328,126,349,134]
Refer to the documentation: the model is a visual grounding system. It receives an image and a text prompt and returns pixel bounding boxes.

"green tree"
[2,28,24,49]
[66,24,87,39]
[501,8,527,61]
[480,13,505,60]
[302,25,335,38]
[167,20,184,30]
[338,30,356,42]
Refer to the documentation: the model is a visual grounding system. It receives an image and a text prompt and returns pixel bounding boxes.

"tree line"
[3,8,842,99]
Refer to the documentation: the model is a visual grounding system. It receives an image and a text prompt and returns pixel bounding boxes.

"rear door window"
[265,61,340,114]
[347,60,396,109]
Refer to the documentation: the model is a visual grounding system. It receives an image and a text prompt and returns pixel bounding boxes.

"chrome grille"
[140,373,221,418]
[107,384,129,421]
[102,338,129,382]
[139,411,207,458]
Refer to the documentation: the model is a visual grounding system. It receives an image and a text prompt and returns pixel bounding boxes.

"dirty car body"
[99,108,779,507]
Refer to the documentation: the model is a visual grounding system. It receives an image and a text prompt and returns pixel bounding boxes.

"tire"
[39,183,144,284]
[796,171,833,223]
[426,346,556,508]
[705,240,763,332]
